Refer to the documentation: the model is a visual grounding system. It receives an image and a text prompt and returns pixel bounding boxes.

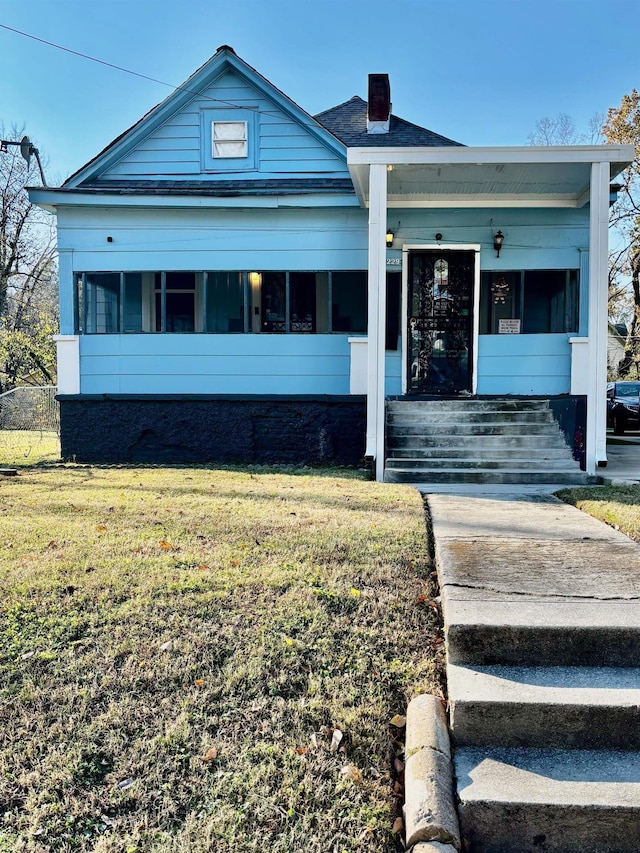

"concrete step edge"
[448,664,640,749]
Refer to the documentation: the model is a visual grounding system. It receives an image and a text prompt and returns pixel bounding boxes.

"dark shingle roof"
[54,178,356,196]
[315,96,463,148]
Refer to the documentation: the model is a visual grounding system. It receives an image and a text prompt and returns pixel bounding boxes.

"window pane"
[85,273,120,333]
[165,272,196,291]
[262,272,286,333]
[480,272,520,334]
[290,273,316,333]
[206,272,244,333]
[154,272,196,332]
[123,273,143,332]
[386,273,401,350]
[332,271,367,333]
[213,122,247,141]
[155,292,195,333]
[214,141,247,158]
[523,271,568,334]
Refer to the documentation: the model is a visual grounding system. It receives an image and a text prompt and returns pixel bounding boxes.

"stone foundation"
[58,395,366,466]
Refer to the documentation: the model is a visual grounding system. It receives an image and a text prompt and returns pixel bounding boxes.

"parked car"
[607,381,640,434]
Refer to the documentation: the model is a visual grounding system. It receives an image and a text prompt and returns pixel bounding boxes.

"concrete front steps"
[430,492,640,852]
[384,399,595,485]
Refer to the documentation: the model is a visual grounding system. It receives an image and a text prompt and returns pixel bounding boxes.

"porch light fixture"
[493,230,504,257]
[248,271,262,287]
[386,221,400,248]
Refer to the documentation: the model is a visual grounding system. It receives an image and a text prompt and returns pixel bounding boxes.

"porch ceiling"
[347,144,634,209]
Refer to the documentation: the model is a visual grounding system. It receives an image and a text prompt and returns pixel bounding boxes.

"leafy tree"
[603,90,640,377]
[0,124,57,390]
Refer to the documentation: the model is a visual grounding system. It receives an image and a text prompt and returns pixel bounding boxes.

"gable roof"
[315,96,463,148]
[64,46,349,188]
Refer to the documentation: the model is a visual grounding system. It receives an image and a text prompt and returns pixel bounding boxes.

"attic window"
[212,121,248,158]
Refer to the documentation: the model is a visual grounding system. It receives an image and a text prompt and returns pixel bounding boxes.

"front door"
[407,250,474,395]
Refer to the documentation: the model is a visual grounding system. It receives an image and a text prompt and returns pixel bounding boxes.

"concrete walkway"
[421,472,640,852]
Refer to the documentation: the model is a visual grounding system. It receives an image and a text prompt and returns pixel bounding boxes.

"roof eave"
[348,144,635,208]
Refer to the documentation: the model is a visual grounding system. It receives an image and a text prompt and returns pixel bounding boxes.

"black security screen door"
[408,251,474,395]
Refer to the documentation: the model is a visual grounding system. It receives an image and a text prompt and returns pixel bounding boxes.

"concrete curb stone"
[406,693,450,759]
[404,694,460,851]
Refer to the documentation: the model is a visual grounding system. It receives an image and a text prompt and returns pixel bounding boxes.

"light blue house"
[30,46,633,481]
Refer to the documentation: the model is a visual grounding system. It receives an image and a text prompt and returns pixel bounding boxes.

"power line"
[0,23,319,126]
[0,23,253,111]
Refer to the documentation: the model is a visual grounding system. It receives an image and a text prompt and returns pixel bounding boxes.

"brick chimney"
[367,74,391,134]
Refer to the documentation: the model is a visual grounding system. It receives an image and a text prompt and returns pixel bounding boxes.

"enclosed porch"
[347,144,634,481]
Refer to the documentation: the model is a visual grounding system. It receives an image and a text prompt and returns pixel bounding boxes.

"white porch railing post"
[365,164,388,481]
[586,161,610,473]
[53,335,80,395]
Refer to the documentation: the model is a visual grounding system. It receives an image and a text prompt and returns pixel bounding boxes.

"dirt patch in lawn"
[0,466,442,853]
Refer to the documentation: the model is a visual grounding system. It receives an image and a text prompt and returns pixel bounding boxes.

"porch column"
[586,160,610,473]
[365,164,388,481]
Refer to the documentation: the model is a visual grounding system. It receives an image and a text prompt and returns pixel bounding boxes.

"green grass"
[0,430,60,467]
[0,465,441,853]
[557,483,640,543]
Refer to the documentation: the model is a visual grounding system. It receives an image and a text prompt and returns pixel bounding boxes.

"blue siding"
[385,351,402,395]
[57,207,367,273]
[477,334,571,395]
[103,70,349,181]
[79,334,352,395]
[391,207,589,272]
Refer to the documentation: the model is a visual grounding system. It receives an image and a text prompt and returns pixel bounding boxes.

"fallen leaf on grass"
[21,650,35,661]
[194,678,205,687]
[389,714,406,729]
[392,816,404,835]
[230,559,240,567]
[96,524,107,532]
[198,564,210,571]
[202,747,218,762]
[340,764,363,783]
[294,747,309,755]
[330,728,343,752]
[159,641,173,652]
[159,540,173,550]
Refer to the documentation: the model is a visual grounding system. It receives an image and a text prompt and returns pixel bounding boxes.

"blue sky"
[0,0,638,184]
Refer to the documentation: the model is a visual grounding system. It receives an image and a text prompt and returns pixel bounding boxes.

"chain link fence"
[0,386,60,465]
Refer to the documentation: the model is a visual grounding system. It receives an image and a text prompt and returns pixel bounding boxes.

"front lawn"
[0,466,440,853]
[557,483,640,543]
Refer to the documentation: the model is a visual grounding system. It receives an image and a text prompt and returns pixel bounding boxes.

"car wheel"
[613,415,626,435]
